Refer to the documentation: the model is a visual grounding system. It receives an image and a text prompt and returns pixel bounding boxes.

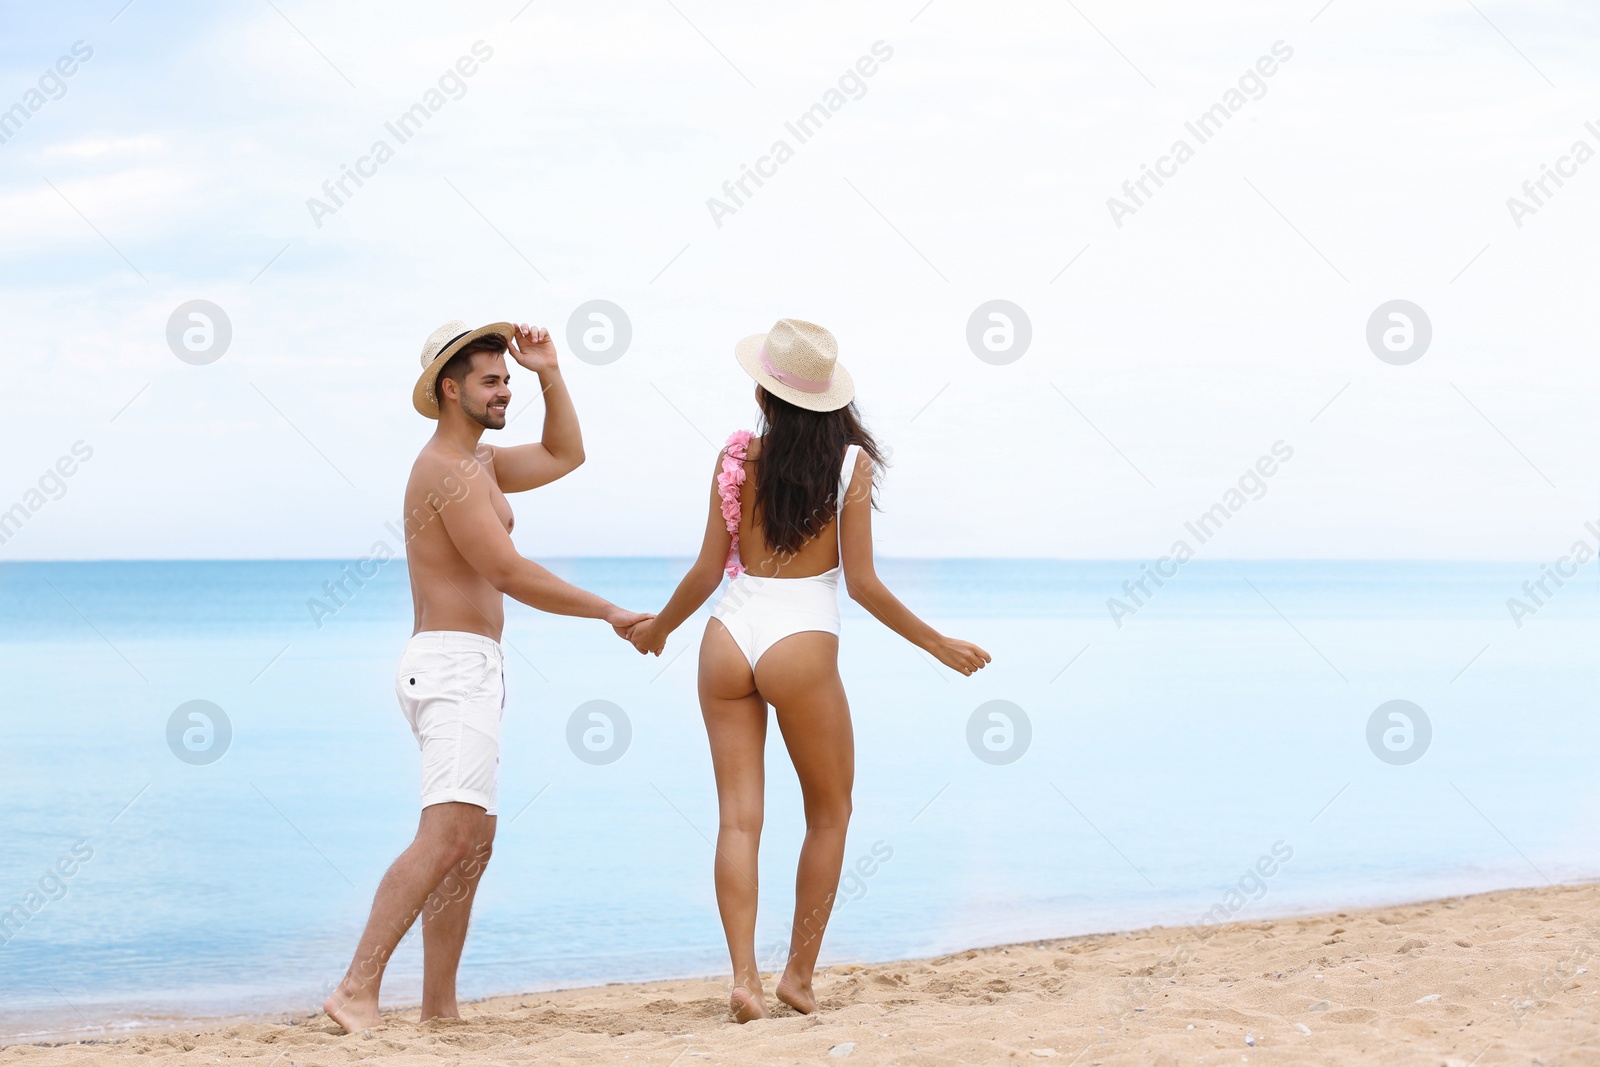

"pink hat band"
[759,343,833,394]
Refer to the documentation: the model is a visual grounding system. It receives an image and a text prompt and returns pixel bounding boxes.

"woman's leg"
[755,632,853,1015]
[698,619,770,1022]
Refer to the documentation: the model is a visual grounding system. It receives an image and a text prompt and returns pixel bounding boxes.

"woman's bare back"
[734,436,845,579]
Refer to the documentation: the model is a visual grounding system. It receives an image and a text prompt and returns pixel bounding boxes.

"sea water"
[0,559,1595,1040]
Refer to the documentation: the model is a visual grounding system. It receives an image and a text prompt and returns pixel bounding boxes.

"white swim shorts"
[395,630,506,815]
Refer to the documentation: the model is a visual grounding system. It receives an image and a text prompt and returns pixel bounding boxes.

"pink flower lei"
[718,430,753,578]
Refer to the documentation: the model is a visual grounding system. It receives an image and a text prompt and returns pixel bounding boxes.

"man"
[323,319,650,1033]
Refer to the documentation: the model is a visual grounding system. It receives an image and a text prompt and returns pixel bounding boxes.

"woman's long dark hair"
[750,386,884,557]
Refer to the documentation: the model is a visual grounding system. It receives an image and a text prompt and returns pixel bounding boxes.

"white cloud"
[32,133,167,160]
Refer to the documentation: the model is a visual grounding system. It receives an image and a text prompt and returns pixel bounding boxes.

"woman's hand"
[931,635,991,676]
[606,607,653,640]
[628,617,668,656]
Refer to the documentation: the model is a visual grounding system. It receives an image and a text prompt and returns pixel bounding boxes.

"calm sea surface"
[1,559,1595,1040]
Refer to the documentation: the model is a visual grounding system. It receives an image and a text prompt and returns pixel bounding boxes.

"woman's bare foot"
[324,982,383,1034]
[775,972,818,1015]
[729,984,769,1023]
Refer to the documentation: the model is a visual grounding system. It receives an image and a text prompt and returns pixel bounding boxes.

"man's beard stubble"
[461,394,507,430]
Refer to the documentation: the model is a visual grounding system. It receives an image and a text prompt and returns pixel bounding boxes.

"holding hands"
[601,602,665,654]
[605,607,655,641]
[626,616,667,656]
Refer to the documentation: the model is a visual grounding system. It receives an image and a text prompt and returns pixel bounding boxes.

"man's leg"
[419,813,497,1020]
[324,802,488,1033]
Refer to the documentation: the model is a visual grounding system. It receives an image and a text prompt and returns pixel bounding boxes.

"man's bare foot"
[420,1003,461,1023]
[324,985,383,1034]
[729,984,769,1023]
[775,972,817,1015]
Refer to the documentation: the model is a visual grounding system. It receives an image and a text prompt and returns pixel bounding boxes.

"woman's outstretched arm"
[628,453,731,655]
[839,450,992,675]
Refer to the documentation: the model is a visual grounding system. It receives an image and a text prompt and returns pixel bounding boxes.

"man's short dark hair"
[438,335,507,397]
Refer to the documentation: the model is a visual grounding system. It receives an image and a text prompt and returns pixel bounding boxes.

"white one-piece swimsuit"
[711,443,861,671]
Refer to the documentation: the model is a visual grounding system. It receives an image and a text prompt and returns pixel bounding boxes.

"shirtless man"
[323,319,650,1033]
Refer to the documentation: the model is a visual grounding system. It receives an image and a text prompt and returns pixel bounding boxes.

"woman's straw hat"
[734,319,855,412]
[413,320,516,418]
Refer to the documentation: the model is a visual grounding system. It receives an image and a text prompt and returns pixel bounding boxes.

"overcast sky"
[0,0,1595,561]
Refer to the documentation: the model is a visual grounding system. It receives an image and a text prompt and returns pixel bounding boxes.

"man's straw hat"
[733,319,855,412]
[413,320,516,419]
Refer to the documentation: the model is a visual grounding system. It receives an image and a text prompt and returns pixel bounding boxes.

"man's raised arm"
[490,323,584,493]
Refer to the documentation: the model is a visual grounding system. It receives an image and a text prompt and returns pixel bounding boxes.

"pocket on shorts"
[397,647,446,698]
[396,647,475,731]
[399,648,494,705]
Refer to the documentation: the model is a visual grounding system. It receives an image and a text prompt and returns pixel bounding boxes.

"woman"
[626,318,991,1022]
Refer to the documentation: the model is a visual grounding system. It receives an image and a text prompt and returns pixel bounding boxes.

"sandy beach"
[5,882,1595,1066]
